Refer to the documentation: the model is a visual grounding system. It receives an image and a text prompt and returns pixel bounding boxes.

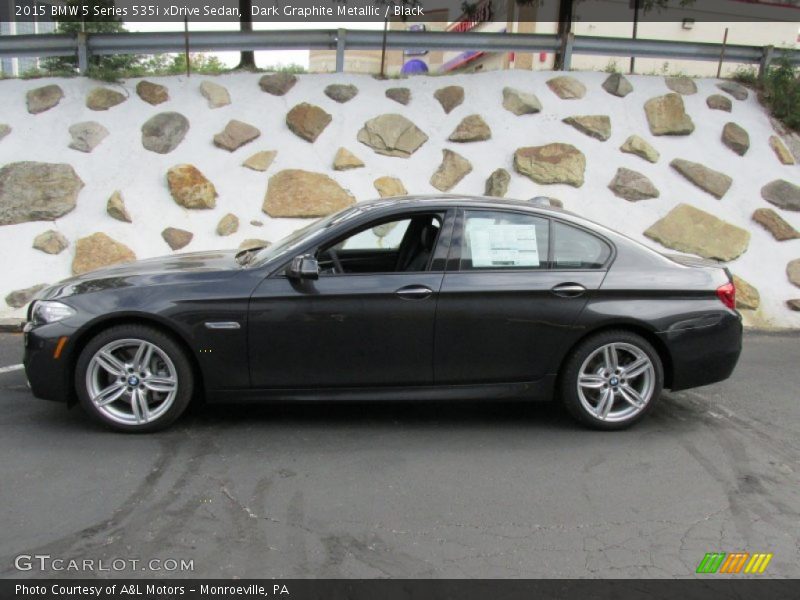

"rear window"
[460,210,550,271]
[552,222,611,269]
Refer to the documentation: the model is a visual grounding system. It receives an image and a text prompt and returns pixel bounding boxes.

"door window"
[460,210,549,270]
[318,214,443,275]
[552,222,611,269]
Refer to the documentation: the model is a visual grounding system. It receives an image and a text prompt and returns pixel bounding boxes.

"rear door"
[434,209,612,384]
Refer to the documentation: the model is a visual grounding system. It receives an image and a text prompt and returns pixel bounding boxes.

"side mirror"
[287,254,319,280]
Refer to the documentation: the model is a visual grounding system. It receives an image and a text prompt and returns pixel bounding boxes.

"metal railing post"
[562,32,574,71]
[336,28,346,73]
[759,44,774,81]
[77,31,89,74]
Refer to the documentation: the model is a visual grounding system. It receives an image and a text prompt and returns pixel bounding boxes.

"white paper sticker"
[468,223,539,267]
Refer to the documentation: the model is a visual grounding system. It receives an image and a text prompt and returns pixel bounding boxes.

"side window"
[552,222,611,269]
[317,214,443,275]
[332,219,411,251]
[460,210,549,271]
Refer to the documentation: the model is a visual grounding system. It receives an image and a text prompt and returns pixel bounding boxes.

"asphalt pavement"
[0,331,798,579]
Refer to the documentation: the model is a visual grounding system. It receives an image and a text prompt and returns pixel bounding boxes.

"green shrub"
[761,57,800,131]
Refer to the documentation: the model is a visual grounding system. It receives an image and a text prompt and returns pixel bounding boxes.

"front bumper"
[658,311,743,391]
[23,321,75,403]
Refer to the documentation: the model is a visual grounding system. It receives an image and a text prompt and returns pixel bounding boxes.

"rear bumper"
[23,322,74,403]
[658,311,743,391]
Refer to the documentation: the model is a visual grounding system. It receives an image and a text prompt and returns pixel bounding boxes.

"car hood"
[40,250,241,300]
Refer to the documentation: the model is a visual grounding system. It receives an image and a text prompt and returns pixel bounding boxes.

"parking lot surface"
[1,331,798,578]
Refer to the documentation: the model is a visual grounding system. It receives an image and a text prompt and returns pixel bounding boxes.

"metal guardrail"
[0,28,797,75]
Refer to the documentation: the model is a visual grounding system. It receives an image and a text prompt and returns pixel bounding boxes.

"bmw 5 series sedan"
[23,196,743,432]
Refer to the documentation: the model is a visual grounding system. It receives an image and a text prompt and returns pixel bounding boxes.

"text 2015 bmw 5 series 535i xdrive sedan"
[23,196,743,432]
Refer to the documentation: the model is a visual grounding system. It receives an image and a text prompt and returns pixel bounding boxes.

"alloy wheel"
[576,342,655,423]
[85,338,178,426]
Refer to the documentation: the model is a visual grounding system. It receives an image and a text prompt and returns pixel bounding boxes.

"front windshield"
[249,205,364,267]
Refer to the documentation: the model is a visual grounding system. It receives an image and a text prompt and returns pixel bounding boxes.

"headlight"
[31,301,76,325]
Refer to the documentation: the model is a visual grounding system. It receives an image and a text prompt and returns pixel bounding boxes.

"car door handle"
[395,285,434,300]
[551,283,587,298]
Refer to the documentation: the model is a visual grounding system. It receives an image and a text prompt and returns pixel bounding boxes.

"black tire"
[75,324,194,433]
[560,330,663,431]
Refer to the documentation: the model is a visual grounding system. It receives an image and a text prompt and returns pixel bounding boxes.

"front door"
[248,211,450,388]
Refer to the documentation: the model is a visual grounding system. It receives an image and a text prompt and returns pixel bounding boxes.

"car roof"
[356,194,571,215]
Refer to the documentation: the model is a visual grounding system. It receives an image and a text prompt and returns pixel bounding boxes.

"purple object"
[401,59,429,75]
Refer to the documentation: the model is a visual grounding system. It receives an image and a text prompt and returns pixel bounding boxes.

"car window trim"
[447,207,616,273]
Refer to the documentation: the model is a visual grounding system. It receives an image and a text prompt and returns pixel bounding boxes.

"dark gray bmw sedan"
[23,196,742,432]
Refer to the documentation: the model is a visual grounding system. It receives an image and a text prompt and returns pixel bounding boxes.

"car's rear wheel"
[76,324,194,432]
[560,330,663,430]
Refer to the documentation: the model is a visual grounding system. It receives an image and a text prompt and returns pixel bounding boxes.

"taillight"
[716,281,736,310]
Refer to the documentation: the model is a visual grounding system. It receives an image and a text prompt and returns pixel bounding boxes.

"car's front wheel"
[75,324,194,432]
[560,330,663,430]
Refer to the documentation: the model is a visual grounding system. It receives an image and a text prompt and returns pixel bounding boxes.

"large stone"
[787,259,800,288]
[546,76,586,99]
[665,76,697,95]
[72,233,136,275]
[374,176,407,198]
[620,135,659,163]
[333,147,364,170]
[761,179,800,211]
[386,87,411,105]
[434,86,464,113]
[670,159,732,199]
[141,112,190,154]
[242,150,277,172]
[259,72,297,96]
[264,170,355,217]
[706,94,732,112]
[717,81,749,101]
[167,165,217,209]
[239,238,270,251]
[136,80,168,105]
[68,121,109,153]
[644,204,750,261]
[430,149,472,192]
[106,190,131,223]
[161,227,193,250]
[32,230,68,255]
[769,136,795,165]
[502,87,542,115]
[213,119,260,152]
[286,103,331,143]
[514,143,586,187]
[722,122,749,156]
[563,115,611,141]
[216,213,239,236]
[26,84,63,114]
[86,87,126,111]
[602,73,633,97]
[199,80,231,108]
[448,114,491,142]
[752,208,799,241]
[484,168,510,197]
[608,168,659,201]
[0,124,9,141]
[5,284,48,309]
[0,162,83,225]
[644,93,695,136]
[324,83,358,103]
[732,275,759,310]
[787,299,800,312]
[357,114,428,158]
